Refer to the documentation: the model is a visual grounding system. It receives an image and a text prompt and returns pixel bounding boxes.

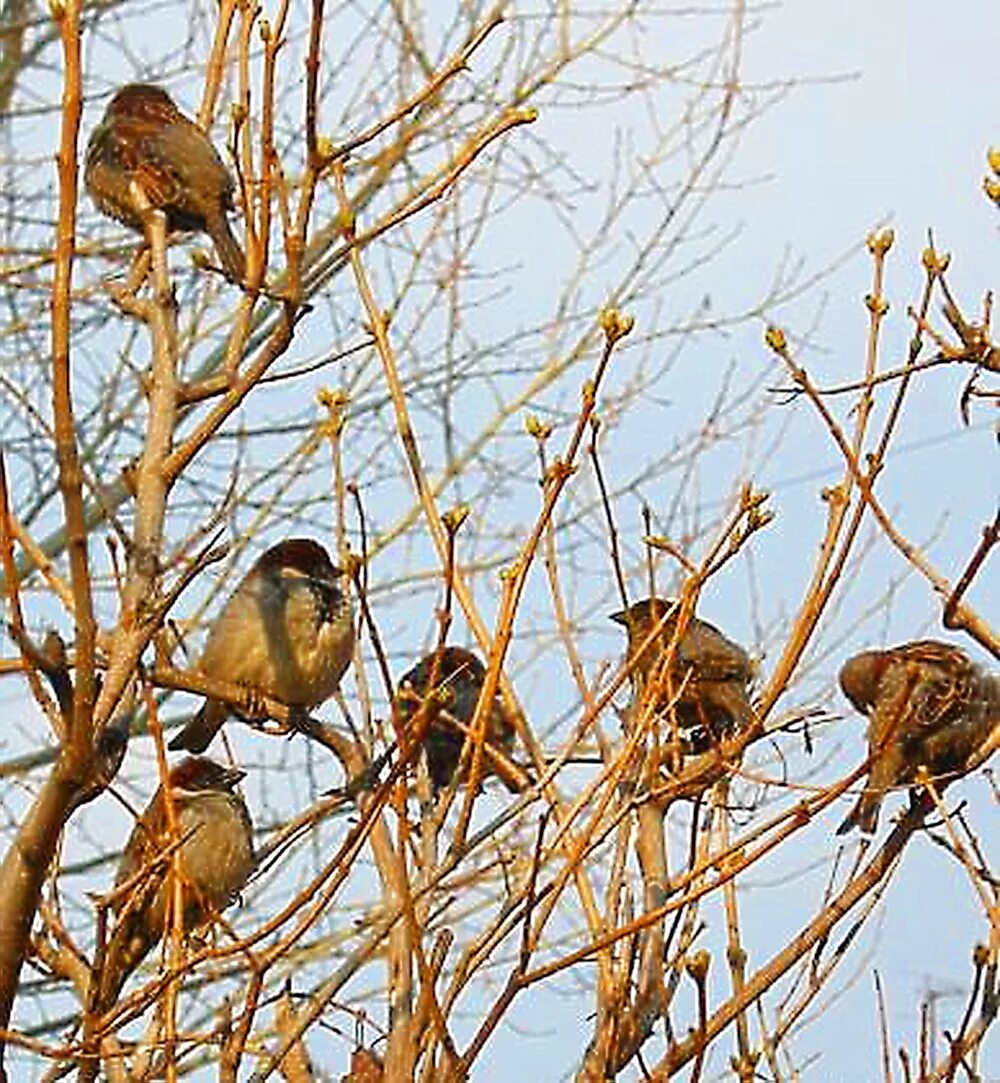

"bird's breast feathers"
[178,792,254,905]
[200,571,350,707]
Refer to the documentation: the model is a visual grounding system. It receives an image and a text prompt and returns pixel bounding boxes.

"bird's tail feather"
[836,794,879,836]
[169,698,227,753]
[208,214,246,283]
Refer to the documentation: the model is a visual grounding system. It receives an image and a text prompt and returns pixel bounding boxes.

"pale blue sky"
[2,1,996,1079]
[482,3,999,1078]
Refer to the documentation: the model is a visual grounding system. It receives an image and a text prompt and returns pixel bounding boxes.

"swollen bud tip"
[866,228,894,255]
[685,950,711,982]
[599,307,634,344]
[764,325,787,354]
[524,414,552,440]
[442,505,471,534]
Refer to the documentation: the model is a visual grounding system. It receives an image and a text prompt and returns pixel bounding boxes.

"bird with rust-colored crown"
[170,539,355,753]
[394,646,531,794]
[85,83,246,282]
[611,597,756,753]
[96,757,254,1011]
[837,639,999,835]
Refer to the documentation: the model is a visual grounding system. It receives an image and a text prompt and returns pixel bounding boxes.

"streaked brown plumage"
[610,597,756,752]
[837,639,999,834]
[169,539,355,753]
[393,646,530,794]
[85,83,245,281]
[96,757,254,1010]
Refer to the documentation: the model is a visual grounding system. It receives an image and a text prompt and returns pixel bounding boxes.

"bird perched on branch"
[170,539,355,753]
[610,597,756,753]
[393,646,531,794]
[96,757,254,1010]
[85,83,246,282]
[837,639,999,835]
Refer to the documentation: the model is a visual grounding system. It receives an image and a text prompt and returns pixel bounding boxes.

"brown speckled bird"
[97,757,254,1010]
[393,646,530,794]
[85,83,246,281]
[837,639,999,835]
[169,539,355,753]
[611,597,756,752]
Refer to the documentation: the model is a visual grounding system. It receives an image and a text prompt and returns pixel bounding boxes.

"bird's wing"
[677,621,753,683]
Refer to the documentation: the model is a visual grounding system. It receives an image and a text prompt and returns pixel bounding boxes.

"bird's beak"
[221,766,247,787]
[609,609,627,626]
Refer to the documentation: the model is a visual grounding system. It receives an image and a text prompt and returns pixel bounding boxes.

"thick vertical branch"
[0,2,91,1068]
[49,0,94,742]
[95,205,179,723]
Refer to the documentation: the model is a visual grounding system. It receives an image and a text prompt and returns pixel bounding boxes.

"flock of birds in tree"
[82,84,999,1012]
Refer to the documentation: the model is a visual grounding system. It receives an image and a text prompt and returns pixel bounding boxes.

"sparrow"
[85,83,246,282]
[96,757,254,1010]
[393,646,529,794]
[610,597,756,752]
[837,639,999,835]
[169,539,355,753]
